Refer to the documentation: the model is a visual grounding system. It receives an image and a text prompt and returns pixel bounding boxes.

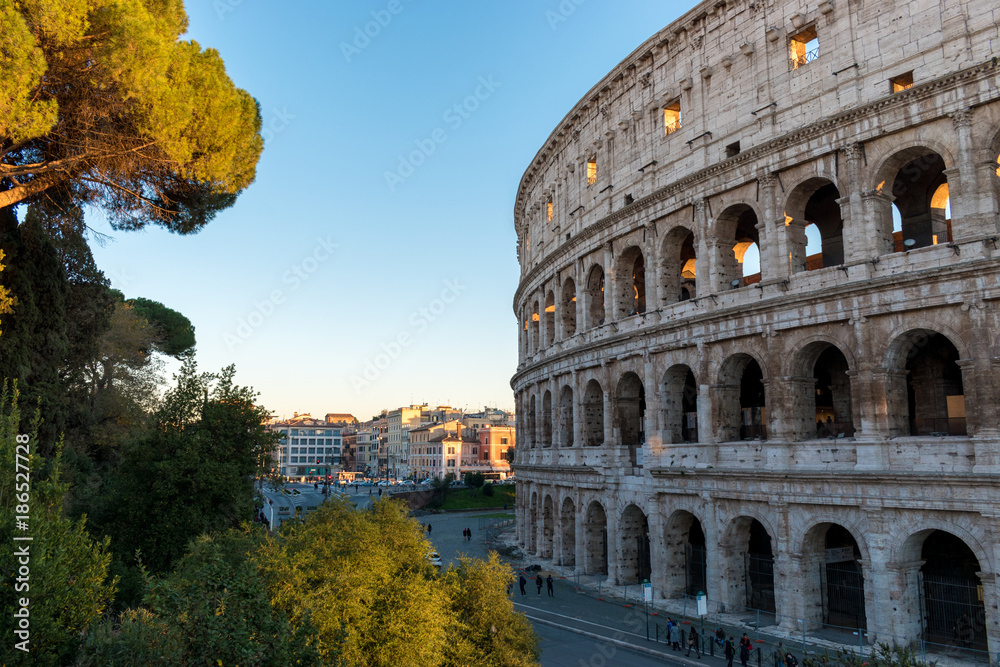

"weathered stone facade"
[511,0,1000,658]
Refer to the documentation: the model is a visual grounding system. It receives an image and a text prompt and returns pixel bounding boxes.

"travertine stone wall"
[512,0,1000,657]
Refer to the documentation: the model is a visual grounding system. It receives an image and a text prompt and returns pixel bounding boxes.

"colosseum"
[510,0,1000,660]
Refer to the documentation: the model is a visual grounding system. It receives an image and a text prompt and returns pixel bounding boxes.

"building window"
[547,198,553,221]
[790,26,819,69]
[664,101,681,134]
[586,157,597,186]
[890,71,914,93]
[726,141,741,158]
[291,447,298,454]
[291,429,298,436]
[501,437,508,445]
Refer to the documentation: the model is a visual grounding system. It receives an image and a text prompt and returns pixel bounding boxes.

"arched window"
[660,227,697,305]
[786,180,845,271]
[585,265,605,328]
[560,278,577,338]
[615,247,646,318]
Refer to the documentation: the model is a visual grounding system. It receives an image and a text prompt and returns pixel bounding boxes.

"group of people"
[516,572,554,597]
[462,527,473,541]
[719,633,798,667]
[664,618,703,658]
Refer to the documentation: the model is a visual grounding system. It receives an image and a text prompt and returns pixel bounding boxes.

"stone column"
[695,200,712,295]
[574,494,587,573]
[699,383,717,444]
[606,505,621,586]
[572,371,584,451]
[948,108,995,239]
[645,228,661,313]
[883,560,925,646]
[861,190,896,257]
[603,366,615,448]
[840,143,867,264]
[852,364,900,470]
[646,495,666,593]
[978,570,1000,661]
[603,242,615,324]
[644,352,660,458]
[758,172,788,283]
[962,302,1000,471]
[537,286,549,351]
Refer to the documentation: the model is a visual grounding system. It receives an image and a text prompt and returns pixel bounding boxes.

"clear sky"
[88,1,692,421]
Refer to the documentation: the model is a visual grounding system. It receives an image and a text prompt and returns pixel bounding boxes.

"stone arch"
[560,496,577,566]
[560,277,577,338]
[584,264,606,329]
[896,528,989,655]
[583,379,605,446]
[543,290,555,347]
[788,340,855,440]
[715,203,762,291]
[615,246,646,318]
[559,384,574,447]
[663,509,708,599]
[615,372,645,465]
[541,390,553,448]
[800,521,869,632]
[619,504,651,584]
[541,494,555,558]
[883,328,969,437]
[584,500,609,575]
[660,225,698,305]
[662,364,698,443]
[872,145,955,253]
[721,514,778,614]
[784,177,845,271]
[717,352,768,442]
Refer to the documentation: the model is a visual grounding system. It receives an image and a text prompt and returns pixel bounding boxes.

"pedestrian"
[784,653,798,667]
[427,524,432,535]
[535,574,543,596]
[687,626,702,658]
[518,574,527,596]
[716,627,726,649]
[669,620,680,651]
[467,527,472,541]
[739,633,752,667]
[546,575,554,597]
[773,642,784,667]
[725,637,736,667]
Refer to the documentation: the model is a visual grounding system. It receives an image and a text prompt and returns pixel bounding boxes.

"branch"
[0,173,65,210]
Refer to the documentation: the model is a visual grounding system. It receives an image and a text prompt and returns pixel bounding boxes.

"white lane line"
[513,602,652,642]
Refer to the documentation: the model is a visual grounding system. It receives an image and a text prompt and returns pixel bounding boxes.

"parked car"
[426,551,442,568]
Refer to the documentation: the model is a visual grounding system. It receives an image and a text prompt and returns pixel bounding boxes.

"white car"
[426,551,443,568]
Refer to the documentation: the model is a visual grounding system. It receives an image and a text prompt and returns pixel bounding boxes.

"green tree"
[0,248,12,336]
[464,471,486,496]
[256,498,452,666]
[92,360,278,577]
[0,0,263,232]
[0,382,117,667]
[126,296,195,358]
[442,554,540,667]
[77,529,322,667]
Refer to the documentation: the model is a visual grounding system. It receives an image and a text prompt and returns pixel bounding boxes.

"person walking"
[715,627,726,649]
[739,633,752,667]
[546,575,554,597]
[518,574,527,596]
[427,524,432,535]
[535,574,543,596]
[773,642,784,667]
[784,653,798,667]
[668,620,680,651]
[687,626,702,658]
[725,637,736,667]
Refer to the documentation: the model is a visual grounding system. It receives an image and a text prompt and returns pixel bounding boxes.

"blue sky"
[88,1,691,421]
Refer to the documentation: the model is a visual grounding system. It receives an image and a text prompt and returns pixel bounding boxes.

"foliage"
[0,0,263,232]
[441,554,540,667]
[483,481,495,497]
[91,359,278,576]
[0,248,12,336]
[77,529,322,666]
[464,471,486,495]
[255,498,451,666]
[429,473,453,507]
[0,381,117,667]
[126,296,196,358]
[802,644,936,667]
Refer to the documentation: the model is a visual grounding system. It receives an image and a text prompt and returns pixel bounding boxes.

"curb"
[522,612,719,666]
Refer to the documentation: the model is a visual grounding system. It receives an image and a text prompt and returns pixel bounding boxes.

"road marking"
[513,602,650,642]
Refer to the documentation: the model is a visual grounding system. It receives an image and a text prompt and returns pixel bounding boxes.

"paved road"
[534,622,686,667]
